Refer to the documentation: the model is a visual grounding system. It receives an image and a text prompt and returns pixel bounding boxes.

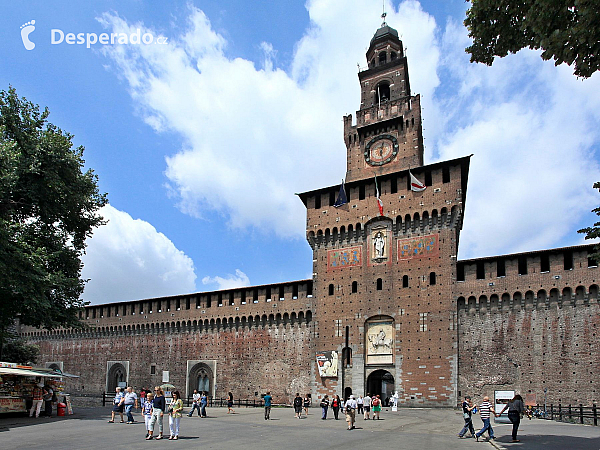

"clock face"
[364,134,399,166]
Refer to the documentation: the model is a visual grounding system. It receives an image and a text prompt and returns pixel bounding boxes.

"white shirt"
[193,393,201,403]
[357,397,364,405]
[345,398,357,410]
[363,396,371,407]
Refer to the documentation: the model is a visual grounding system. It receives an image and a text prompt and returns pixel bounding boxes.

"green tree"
[0,87,107,358]
[1,331,40,365]
[464,0,600,78]
[578,181,600,262]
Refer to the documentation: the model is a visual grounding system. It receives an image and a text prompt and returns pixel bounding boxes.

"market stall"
[0,362,76,415]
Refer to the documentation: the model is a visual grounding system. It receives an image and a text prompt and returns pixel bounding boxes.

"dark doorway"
[107,363,126,392]
[344,387,352,401]
[366,370,394,399]
[188,363,213,398]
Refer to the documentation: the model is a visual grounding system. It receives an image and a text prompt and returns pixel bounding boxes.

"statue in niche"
[373,231,385,258]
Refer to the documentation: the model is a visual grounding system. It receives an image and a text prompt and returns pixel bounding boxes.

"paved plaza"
[1,406,599,449]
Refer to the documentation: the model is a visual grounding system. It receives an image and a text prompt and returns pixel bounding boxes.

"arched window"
[329,284,334,296]
[376,278,383,290]
[375,81,391,103]
[352,281,358,293]
[402,275,409,288]
[378,51,387,65]
[429,272,436,285]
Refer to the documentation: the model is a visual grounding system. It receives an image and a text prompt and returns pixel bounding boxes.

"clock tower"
[344,21,424,182]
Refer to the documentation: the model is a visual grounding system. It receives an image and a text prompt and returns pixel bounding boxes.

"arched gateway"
[366,369,394,400]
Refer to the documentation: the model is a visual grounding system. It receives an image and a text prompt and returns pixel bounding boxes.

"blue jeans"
[476,418,494,438]
[200,404,207,417]
[188,403,200,416]
[321,406,328,419]
[458,416,475,437]
[125,404,134,422]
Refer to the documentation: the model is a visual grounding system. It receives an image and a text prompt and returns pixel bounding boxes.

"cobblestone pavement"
[1,406,599,449]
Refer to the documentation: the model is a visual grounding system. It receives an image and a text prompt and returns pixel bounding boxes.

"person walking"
[147,386,165,440]
[475,396,497,442]
[498,394,525,442]
[188,389,201,417]
[303,394,311,417]
[458,395,476,438]
[331,395,341,420]
[168,391,183,440]
[363,393,371,420]
[372,395,382,419]
[357,395,364,416]
[29,383,44,418]
[123,386,138,424]
[142,393,154,438]
[200,391,208,417]
[320,395,329,419]
[263,391,272,420]
[227,392,235,414]
[108,387,124,423]
[293,393,303,419]
[344,395,358,430]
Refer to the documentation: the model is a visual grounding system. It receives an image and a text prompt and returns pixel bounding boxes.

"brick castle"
[20,23,599,407]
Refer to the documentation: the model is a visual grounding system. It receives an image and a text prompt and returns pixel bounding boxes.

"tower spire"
[381,1,387,27]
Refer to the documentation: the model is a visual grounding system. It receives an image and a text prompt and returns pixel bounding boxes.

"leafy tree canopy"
[464,0,600,78]
[1,331,39,365]
[0,87,107,336]
[578,181,600,262]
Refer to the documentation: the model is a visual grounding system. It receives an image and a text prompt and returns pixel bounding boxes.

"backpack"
[294,397,302,406]
[372,397,380,406]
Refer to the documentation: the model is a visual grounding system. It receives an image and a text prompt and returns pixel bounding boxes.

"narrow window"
[329,190,336,206]
[540,254,550,272]
[442,166,450,183]
[518,256,528,275]
[564,250,573,270]
[122,305,127,316]
[241,291,247,305]
[292,284,299,299]
[229,292,234,306]
[176,298,181,310]
[217,294,223,307]
[166,299,171,311]
[131,304,135,315]
[279,285,285,300]
[391,177,397,194]
[106,306,111,318]
[376,278,383,290]
[497,259,506,277]
[196,297,201,308]
[429,272,436,285]
[266,287,272,300]
[419,312,428,332]
[92,308,97,319]
[402,275,409,288]
[207,295,212,308]
[588,251,598,268]
[457,264,465,282]
[425,171,432,186]
[359,185,365,200]
[352,281,358,293]
[150,365,156,375]
[329,284,334,296]
[476,262,485,279]
[253,288,259,303]
[315,194,321,209]
[100,307,104,317]
[186,298,191,310]
[307,283,313,298]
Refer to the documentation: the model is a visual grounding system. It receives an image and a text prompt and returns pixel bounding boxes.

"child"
[143,393,154,438]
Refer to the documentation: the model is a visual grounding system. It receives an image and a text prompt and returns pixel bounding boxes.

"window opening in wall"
[442,166,450,183]
[315,194,321,209]
[329,284,335,296]
[186,298,191,310]
[497,258,506,277]
[253,288,259,303]
[377,278,383,290]
[402,275,409,288]
[150,365,156,375]
[540,254,550,272]
[229,292,234,306]
[279,285,285,300]
[476,262,485,279]
[131,304,135,315]
[166,299,171,312]
[329,190,336,206]
[391,177,397,194]
[564,250,573,270]
[424,171,432,187]
[588,251,598,268]
[196,297,201,308]
[217,294,223,307]
[352,281,358,293]
[266,287,272,300]
[122,305,127,316]
[457,264,465,282]
[419,312,428,332]
[359,185,365,200]
[429,272,436,285]
[93,309,97,319]
[207,296,212,308]
[335,319,342,337]
[292,284,298,299]
[107,307,111,318]
[307,282,313,298]
[176,298,181,310]
[518,256,528,275]
[241,291,247,305]
[100,307,104,317]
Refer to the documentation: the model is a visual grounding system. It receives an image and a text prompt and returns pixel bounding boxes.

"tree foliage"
[578,181,600,263]
[0,87,107,336]
[464,0,600,78]
[0,331,39,365]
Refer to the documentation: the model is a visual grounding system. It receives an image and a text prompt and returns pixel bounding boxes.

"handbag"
[463,412,470,420]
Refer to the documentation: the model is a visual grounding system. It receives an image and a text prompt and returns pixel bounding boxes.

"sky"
[2,0,599,305]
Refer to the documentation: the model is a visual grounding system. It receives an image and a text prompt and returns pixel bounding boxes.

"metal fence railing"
[531,404,598,426]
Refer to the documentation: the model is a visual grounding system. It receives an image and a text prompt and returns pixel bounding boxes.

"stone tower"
[299,21,471,406]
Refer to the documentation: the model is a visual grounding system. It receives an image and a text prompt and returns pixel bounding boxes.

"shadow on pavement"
[497,434,600,450]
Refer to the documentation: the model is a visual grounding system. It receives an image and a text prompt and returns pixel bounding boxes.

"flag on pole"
[375,175,384,216]
[333,179,348,208]
[409,170,426,192]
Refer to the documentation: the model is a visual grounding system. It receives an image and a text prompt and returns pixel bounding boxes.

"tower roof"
[370,24,399,44]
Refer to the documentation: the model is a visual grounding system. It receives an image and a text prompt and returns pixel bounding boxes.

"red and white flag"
[375,175,384,216]
[409,171,426,192]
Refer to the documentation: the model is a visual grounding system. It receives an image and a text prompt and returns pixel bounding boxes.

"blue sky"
[2,1,599,304]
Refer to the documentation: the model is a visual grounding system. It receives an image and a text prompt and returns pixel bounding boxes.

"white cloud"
[98,1,600,259]
[81,205,197,304]
[202,269,250,290]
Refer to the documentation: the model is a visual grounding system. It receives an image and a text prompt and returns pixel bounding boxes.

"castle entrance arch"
[186,360,216,399]
[106,361,129,392]
[366,369,394,400]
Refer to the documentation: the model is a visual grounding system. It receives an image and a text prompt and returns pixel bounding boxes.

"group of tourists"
[458,393,526,443]
[314,393,382,430]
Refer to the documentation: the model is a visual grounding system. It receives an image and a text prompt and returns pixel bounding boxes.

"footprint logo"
[20,20,36,50]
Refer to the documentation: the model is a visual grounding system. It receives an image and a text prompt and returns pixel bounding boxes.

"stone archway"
[188,363,214,398]
[366,369,394,400]
[106,362,127,393]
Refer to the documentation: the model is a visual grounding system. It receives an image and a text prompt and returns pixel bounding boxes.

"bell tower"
[344,20,424,182]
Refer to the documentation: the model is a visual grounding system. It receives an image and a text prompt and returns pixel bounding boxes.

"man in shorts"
[362,393,371,419]
[109,387,125,423]
[263,391,272,420]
